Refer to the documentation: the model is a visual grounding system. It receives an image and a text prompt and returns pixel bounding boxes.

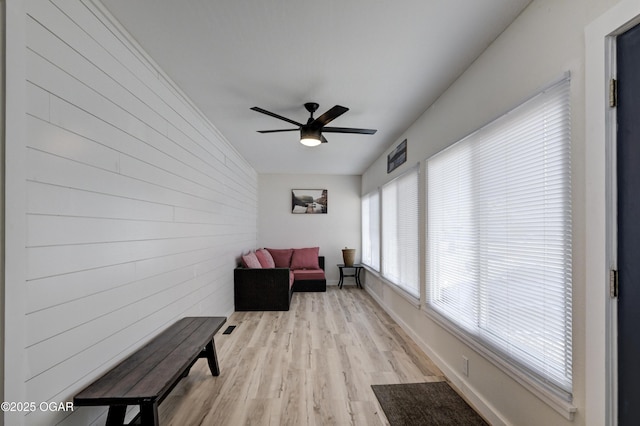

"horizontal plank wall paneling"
[19,0,257,424]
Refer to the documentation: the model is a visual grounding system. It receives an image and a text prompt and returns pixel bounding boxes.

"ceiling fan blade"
[322,126,377,135]
[257,129,299,133]
[311,105,349,129]
[251,107,303,127]
[321,135,328,143]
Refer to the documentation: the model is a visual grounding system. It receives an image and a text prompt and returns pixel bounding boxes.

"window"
[382,167,419,297]
[426,78,572,399]
[362,191,380,271]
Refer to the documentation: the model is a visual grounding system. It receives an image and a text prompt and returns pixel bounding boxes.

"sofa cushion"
[290,270,295,288]
[241,252,262,269]
[293,268,326,281]
[255,248,276,268]
[290,247,320,270]
[266,248,293,268]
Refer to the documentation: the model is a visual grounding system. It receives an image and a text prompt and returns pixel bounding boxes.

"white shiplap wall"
[18,0,257,424]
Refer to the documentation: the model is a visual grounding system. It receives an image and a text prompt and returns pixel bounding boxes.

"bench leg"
[181,366,191,378]
[106,405,126,426]
[139,402,159,426]
[204,339,220,376]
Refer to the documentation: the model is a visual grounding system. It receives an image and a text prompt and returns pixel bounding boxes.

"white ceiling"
[100,0,531,175]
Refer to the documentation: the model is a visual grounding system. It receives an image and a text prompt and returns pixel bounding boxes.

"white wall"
[4,1,258,425]
[258,174,361,285]
[5,0,28,424]
[361,0,620,425]
[0,1,5,423]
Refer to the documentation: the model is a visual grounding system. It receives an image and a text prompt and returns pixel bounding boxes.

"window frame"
[361,190,380,271]
[424,76,575,417]
[381,165,420,299]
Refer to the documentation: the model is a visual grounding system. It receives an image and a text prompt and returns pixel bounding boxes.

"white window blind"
[382,167,419,297]
[362,191,380,271]
[426,78,572,399]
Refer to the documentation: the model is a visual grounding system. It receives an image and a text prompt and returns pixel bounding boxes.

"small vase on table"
[342,247,355,267]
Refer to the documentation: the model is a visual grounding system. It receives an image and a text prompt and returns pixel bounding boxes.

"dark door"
[617,21,640,425]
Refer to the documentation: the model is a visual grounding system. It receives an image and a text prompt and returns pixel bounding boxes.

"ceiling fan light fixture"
[300,127,322,147]
[251,103,377,146]
[300,137,322,147]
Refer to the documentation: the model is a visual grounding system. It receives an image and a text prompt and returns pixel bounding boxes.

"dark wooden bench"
[74,316,227,426]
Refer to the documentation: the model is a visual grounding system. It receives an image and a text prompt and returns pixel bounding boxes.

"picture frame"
[292,189,327,214]
[387,139,407,173]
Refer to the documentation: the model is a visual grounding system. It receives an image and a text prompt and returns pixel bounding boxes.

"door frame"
[610,21,640,425]
[586,2,640,425]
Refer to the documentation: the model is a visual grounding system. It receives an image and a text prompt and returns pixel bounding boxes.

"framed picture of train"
[291,189,327,214]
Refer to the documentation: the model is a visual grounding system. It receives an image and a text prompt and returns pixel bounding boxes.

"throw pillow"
[265,248,294,268]
[290,247,320,270]
[241,251,262,269]
[255,248,275,268]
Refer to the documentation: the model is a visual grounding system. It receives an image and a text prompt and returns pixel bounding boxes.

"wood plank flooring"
[158,286,445,426]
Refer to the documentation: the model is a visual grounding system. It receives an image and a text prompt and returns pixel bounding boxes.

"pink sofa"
[234,247,327,311]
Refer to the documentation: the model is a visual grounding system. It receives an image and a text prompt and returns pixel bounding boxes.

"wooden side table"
[337,264,364,289]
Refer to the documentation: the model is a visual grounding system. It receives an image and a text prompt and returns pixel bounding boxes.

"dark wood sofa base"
[293,279,327,292]
[234,256,326,311]
[233,267,293,311]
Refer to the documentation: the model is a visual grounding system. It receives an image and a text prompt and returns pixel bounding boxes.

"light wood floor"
[159,286,445,426]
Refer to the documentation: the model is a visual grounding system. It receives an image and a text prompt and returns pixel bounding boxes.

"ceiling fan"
[250,102,377,147]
